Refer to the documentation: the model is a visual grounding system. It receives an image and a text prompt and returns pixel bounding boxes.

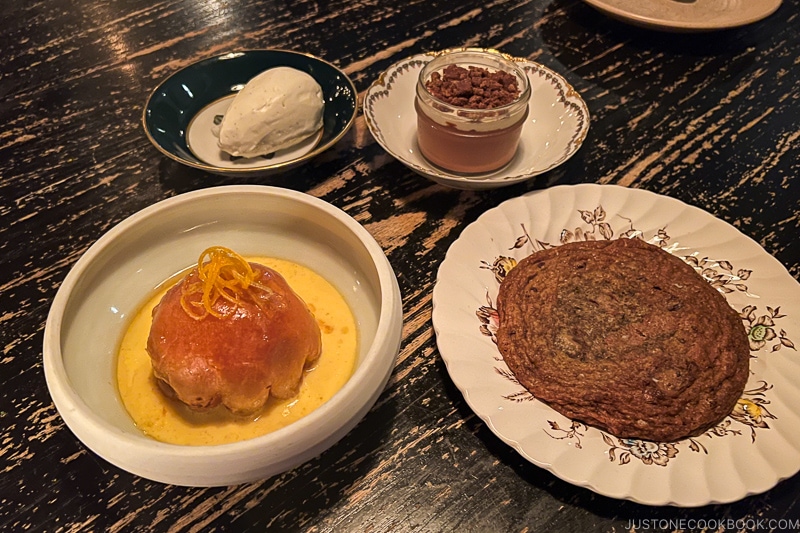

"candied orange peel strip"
[180,246,269,320]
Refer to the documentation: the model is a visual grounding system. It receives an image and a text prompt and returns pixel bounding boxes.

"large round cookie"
[495,237,750,442]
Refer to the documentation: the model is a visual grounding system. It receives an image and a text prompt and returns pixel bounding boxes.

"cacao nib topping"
[425,64,521,109]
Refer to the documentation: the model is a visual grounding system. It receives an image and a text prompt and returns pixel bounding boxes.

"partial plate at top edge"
[582,0,782,32]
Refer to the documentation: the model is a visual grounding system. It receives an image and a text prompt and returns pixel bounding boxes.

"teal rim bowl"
[142,50,357,176]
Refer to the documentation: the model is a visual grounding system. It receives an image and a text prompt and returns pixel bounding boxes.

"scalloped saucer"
[363,50,590,190]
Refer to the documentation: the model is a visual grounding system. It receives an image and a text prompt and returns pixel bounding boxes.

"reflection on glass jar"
[415,49,531,174]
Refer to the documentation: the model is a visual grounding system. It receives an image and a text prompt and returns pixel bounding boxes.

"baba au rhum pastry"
[496,237,750,442]
[146,246,322,416]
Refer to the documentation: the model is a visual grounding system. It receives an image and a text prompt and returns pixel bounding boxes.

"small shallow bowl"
[364,48,590,190]
[143,50,357,177]
[43,186,403,486]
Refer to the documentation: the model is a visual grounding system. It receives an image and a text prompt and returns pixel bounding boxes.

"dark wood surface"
[2,0,799,531]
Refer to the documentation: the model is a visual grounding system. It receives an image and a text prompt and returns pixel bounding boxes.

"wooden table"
[3,0,798,531]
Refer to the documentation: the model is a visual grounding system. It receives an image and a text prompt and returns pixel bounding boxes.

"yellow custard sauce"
[116,257,358,446]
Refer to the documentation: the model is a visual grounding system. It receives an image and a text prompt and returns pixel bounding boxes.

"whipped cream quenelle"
[216,67,325,158]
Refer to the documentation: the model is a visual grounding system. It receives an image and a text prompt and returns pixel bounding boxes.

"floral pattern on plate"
[432,184,800,506]
[476,214,794,467]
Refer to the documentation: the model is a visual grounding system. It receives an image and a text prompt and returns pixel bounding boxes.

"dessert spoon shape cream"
[215,67,324,158]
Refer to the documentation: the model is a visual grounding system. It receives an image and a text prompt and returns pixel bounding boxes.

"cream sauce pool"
[116,257,358,446]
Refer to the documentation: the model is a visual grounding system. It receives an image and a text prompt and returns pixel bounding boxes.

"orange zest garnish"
[180,246,269,320]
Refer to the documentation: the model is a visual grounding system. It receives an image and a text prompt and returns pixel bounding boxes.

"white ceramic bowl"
[43,186,403,486]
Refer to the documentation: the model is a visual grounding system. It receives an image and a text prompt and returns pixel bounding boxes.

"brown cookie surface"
[496,238,750,442]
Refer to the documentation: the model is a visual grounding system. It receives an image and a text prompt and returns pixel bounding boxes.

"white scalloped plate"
[363,50,589,190]
[432,184,800,506]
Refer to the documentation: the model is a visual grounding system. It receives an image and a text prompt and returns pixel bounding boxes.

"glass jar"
[415,49,531,174]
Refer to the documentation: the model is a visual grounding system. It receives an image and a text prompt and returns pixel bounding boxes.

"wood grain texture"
[1,0,798,531]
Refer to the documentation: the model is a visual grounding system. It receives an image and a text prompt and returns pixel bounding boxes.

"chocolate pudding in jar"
[415,49,531,174]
